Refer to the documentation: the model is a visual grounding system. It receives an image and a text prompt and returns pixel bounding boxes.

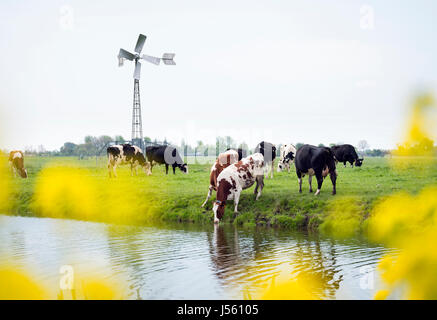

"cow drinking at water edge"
[213,153,265,224]
[201,149,239,208]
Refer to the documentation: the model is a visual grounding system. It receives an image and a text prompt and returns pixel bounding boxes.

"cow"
[107,144,149,178]
[212,153,265,224]
[294,144,337,195]
[225,148,246,161]
[277,144,297,172]
[146,145,188,175]
[201,149,239,208]
[8,151,27,178]
[331,144,363,167]
[254,141,276,179]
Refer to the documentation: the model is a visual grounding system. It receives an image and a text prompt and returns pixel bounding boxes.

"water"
[0,215,393,299]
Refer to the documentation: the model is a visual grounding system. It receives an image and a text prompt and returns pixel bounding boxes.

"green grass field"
[5,155,437,230]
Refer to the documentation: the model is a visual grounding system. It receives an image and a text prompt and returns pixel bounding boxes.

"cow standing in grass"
[277,144,297,173]
[294,145,337,195]
[201,149,239,208]
[331,144,363,167]
[255,141,276,179]
[107,144,149,178]
[146,145,188,175]
[212,153,265,224]
[8,150,27,178]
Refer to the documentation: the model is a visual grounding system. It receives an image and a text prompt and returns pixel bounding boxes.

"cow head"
[355,158,364,167]
[277,152,295,172]
[212,200,226,223]
[179,163,188,174]
[19,168,28,178]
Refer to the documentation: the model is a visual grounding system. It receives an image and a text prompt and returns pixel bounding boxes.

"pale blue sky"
[1,0,436,150]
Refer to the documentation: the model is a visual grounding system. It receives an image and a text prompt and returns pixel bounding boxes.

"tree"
[358,140,370,152]
[318,143,325,147]
[60,142,77,156]
[114,135,125,143]
[296,142,304,150]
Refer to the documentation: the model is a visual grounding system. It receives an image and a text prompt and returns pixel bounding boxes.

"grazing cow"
[255,141,276,179]
[225,148,246,161]
[201,149,239,208]
[331,144,363,167]
[8,151,27,178]
[295,145,337,195]
[107,144,149,178]
[146,145,188,175]
[212,153,265,224]
[277,144,297,172]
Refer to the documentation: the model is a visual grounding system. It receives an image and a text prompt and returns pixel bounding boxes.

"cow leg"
[270,161,274,179]
[297,171,303,193]
[314,172,323,196]
[343,161,347,168]
[308,175,313,193]
[330,172,337,195]
[172,164,176,174]
[130,164,134,176]
[254,175,264,200]
[165,164,169,175]
[201,186,213,208]
[234,190,241,213]
[108,164,112,178]
[148,162,153,175]
[112,165,118,178]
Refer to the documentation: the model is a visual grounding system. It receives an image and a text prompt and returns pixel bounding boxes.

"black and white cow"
[8,150,27,178]
[295,144,337,195]
[255,141,276,179]
[212,153,265,223]
[331,144,363,167]
[225,148,246,161]
[277,144,297,172]
[107,144,149,178]
[146,145,188,175]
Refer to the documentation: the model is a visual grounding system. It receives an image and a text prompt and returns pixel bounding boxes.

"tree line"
[22,135,396,158]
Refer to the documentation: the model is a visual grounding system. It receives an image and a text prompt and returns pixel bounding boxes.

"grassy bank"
[4,156,437,230]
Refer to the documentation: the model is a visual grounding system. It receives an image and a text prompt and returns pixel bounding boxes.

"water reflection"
[0,215,392,299]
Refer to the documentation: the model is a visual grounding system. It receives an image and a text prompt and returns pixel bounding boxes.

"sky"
[0,0,436,151]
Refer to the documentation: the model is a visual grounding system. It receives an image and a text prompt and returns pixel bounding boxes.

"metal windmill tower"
[117,34,175,151]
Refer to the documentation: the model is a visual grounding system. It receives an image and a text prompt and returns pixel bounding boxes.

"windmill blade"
[118,48,135,61]
[133,61,142,80]
[134,34,147,54]
[162,53,176,65]
[141,54,161,65]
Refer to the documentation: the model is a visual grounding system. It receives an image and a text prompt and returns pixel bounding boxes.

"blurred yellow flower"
[0,267,48,300]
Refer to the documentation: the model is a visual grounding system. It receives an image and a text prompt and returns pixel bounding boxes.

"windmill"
[117,34,175,151]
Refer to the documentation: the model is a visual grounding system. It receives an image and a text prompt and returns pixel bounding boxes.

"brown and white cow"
[201,149,239,208]
[107,144,150,178]
[212,153,265,224]
[8,150,27,178]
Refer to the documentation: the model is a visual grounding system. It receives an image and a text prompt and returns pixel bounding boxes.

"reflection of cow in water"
[206,225,343,299]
